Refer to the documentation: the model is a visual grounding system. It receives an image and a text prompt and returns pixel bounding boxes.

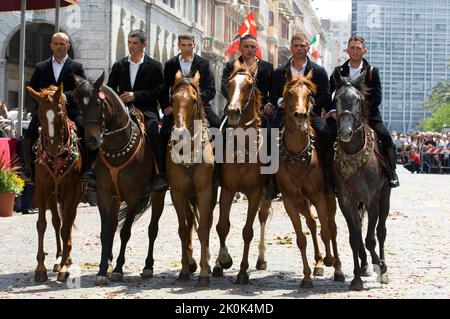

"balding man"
[22,32,94,183]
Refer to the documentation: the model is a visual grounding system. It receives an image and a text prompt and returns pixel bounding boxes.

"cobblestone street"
[0,167,449,299]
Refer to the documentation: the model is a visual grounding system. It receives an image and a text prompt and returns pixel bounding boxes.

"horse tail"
[117,195,152,228]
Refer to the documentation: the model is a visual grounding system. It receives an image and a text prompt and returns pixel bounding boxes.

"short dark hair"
[348,35,365,47]
[128,30,147,43]
[240,34,257,44]
[178,34,195,42]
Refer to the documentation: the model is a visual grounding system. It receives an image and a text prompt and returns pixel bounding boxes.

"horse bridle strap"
[337,110,364,134]
[98,129,144,200]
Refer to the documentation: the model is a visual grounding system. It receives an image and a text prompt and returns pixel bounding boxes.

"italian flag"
[310,34,320,61]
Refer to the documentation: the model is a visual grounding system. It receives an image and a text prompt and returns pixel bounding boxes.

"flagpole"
[17,0,26,137]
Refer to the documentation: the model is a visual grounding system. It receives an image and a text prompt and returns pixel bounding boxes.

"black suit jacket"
[330,58,382,122]
[107,54,164,119]
[162,54,216,110]
[270,57,331,115]
[221,57,274,107]
[28,57,85,117]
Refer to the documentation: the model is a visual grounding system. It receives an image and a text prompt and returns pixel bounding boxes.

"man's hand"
[120,91,135,103]
[163,107,173,115]
[263,103,274,116]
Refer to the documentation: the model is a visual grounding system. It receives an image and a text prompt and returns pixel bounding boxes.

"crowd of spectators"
[392,131,450,174]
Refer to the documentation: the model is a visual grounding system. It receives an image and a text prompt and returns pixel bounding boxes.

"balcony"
[202,36,226,59]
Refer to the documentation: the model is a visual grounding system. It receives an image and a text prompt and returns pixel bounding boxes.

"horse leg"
[34,194,48,282]
[311,194,334,268]
[95,195,119,286]
[57,194,79,282]
[235,189,261,284]
[196,188,214,287]
[213,188,234,277]
[171,191,190,281]
[283,195,313,288]
[300,200,324,277]
[49,200,62,273]
[326,195,345,281]
[256,199,272,271]
[110,203,135,282]
[186,200,198,274]
[376,188,390,284]
[142,190,166,278]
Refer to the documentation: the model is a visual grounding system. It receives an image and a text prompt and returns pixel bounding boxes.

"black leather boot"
[323,148,336,195]
[385,146,400,188]
[149,133,169,191]
[20,136,33,182]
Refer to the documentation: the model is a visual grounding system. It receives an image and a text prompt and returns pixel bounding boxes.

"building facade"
[352,0,450,132]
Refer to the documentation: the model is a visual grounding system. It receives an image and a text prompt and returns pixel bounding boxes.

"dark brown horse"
[166,71,217,286]
[333,71,391,290]
[213,61,272,284]
[26,84,83,282]
[73,74,166,285]
[275,72,344,287]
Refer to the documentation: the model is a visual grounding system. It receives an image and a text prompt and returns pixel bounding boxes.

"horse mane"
[172,76,207,123]
[38,85,68,112]
[282,75,317,96]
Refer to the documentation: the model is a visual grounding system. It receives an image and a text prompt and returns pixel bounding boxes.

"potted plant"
[0,153,25,217]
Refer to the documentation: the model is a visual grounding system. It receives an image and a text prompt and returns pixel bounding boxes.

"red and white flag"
[225,12,262,60]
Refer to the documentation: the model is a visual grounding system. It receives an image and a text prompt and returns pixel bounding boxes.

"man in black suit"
[271,32,335,194]
[221,34,277,199]
[330,36,399,187]
[22,32,94,186]
[159,34,220,183]
[107,30,167,190]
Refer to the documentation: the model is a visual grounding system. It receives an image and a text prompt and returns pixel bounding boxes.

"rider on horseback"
[329,36,400,188]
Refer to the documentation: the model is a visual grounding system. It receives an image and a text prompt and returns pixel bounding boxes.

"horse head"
[333,70,367,143]
[282,70,316,131]
[27,84,68,157]
[225,60,260,126]
[170,70,203,142]
[73,72,108,150]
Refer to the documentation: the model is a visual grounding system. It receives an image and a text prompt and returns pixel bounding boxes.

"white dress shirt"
[349,61,364,80]
[128,54,145,88]
[52,55,69,83]
[290,59,308,76]
[179,54,193,76]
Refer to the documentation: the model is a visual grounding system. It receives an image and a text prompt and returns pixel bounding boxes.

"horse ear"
[175,70,183,82]
[233,59,243,72]
[355,70,366,86]
[26,86,41,102]
[73,74,84,87]
[93,71,105,89]
[285,67,292,82]
[248,61,257,76]
[305,69,313,81]
[193,71,200,86]
[333,68,344,87]
[54,83,64,104]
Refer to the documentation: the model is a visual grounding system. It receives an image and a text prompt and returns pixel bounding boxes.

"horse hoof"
[300,279,313,288]
[141,269,154,279]
[333,269,345,282]
[53,264,61,273]
[34,271,48,283]
[57,271,70,282]
[178,272,190,281]
[212,266,223,277]
[379,273,390,284]
[350,278,364,291]
[95,276,109,286]
[256,260,267,271]
[109,272,124,282]
[323,256,334,267]
[197,276,210,287]
[361,266,372,277]
[313,267,324,277]
[235,273,249,285]
[219,256,233,270]
[189,261,198,273]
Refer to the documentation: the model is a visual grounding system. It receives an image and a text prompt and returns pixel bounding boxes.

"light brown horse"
[275,72,344,287]
[26,84,84,282]
[166,71,217,286]
[213,61,272,284]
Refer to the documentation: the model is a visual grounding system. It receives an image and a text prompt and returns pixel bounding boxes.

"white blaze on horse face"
[46,109,56,144]
[229,74,246,109]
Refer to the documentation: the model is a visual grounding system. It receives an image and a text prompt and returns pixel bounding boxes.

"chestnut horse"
[167,71,217,286]
[73,74,166,285]
[213,61,272,284]
[333,71,391,290]
[26,84,83,282]
[276,72,344,287]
